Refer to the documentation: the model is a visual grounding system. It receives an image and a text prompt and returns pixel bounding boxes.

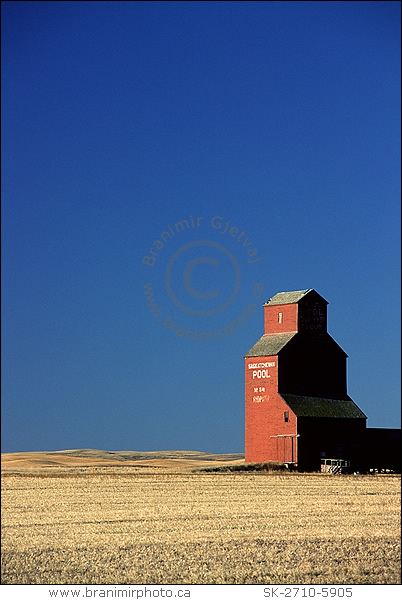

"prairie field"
[1,450,401,585]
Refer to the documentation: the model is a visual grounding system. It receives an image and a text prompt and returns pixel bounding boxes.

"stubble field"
[1,450,401,585]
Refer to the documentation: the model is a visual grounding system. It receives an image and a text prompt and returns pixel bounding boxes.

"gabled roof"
[263,289,328,306]
[244,332,296,358]
[281,394,367,419]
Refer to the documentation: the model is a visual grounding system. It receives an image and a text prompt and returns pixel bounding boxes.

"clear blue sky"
[2,1,400,453]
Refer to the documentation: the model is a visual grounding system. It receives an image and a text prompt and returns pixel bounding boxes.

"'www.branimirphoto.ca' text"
[143,282,264,341]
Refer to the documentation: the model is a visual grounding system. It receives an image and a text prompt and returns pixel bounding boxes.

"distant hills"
[1,449,245,472]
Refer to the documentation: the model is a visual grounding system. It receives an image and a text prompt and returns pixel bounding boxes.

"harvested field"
[1,450,401,585]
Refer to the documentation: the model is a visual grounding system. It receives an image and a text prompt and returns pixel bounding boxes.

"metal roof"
[263,289,328,306]
[244,332,297,357]
[281,394,367,419]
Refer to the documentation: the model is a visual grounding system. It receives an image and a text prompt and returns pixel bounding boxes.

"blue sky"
[2,1,400,453]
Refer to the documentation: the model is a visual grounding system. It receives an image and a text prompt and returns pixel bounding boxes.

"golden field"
[1,450,401,585]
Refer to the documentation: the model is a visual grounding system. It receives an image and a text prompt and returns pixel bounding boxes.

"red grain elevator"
[244,289,367,471]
